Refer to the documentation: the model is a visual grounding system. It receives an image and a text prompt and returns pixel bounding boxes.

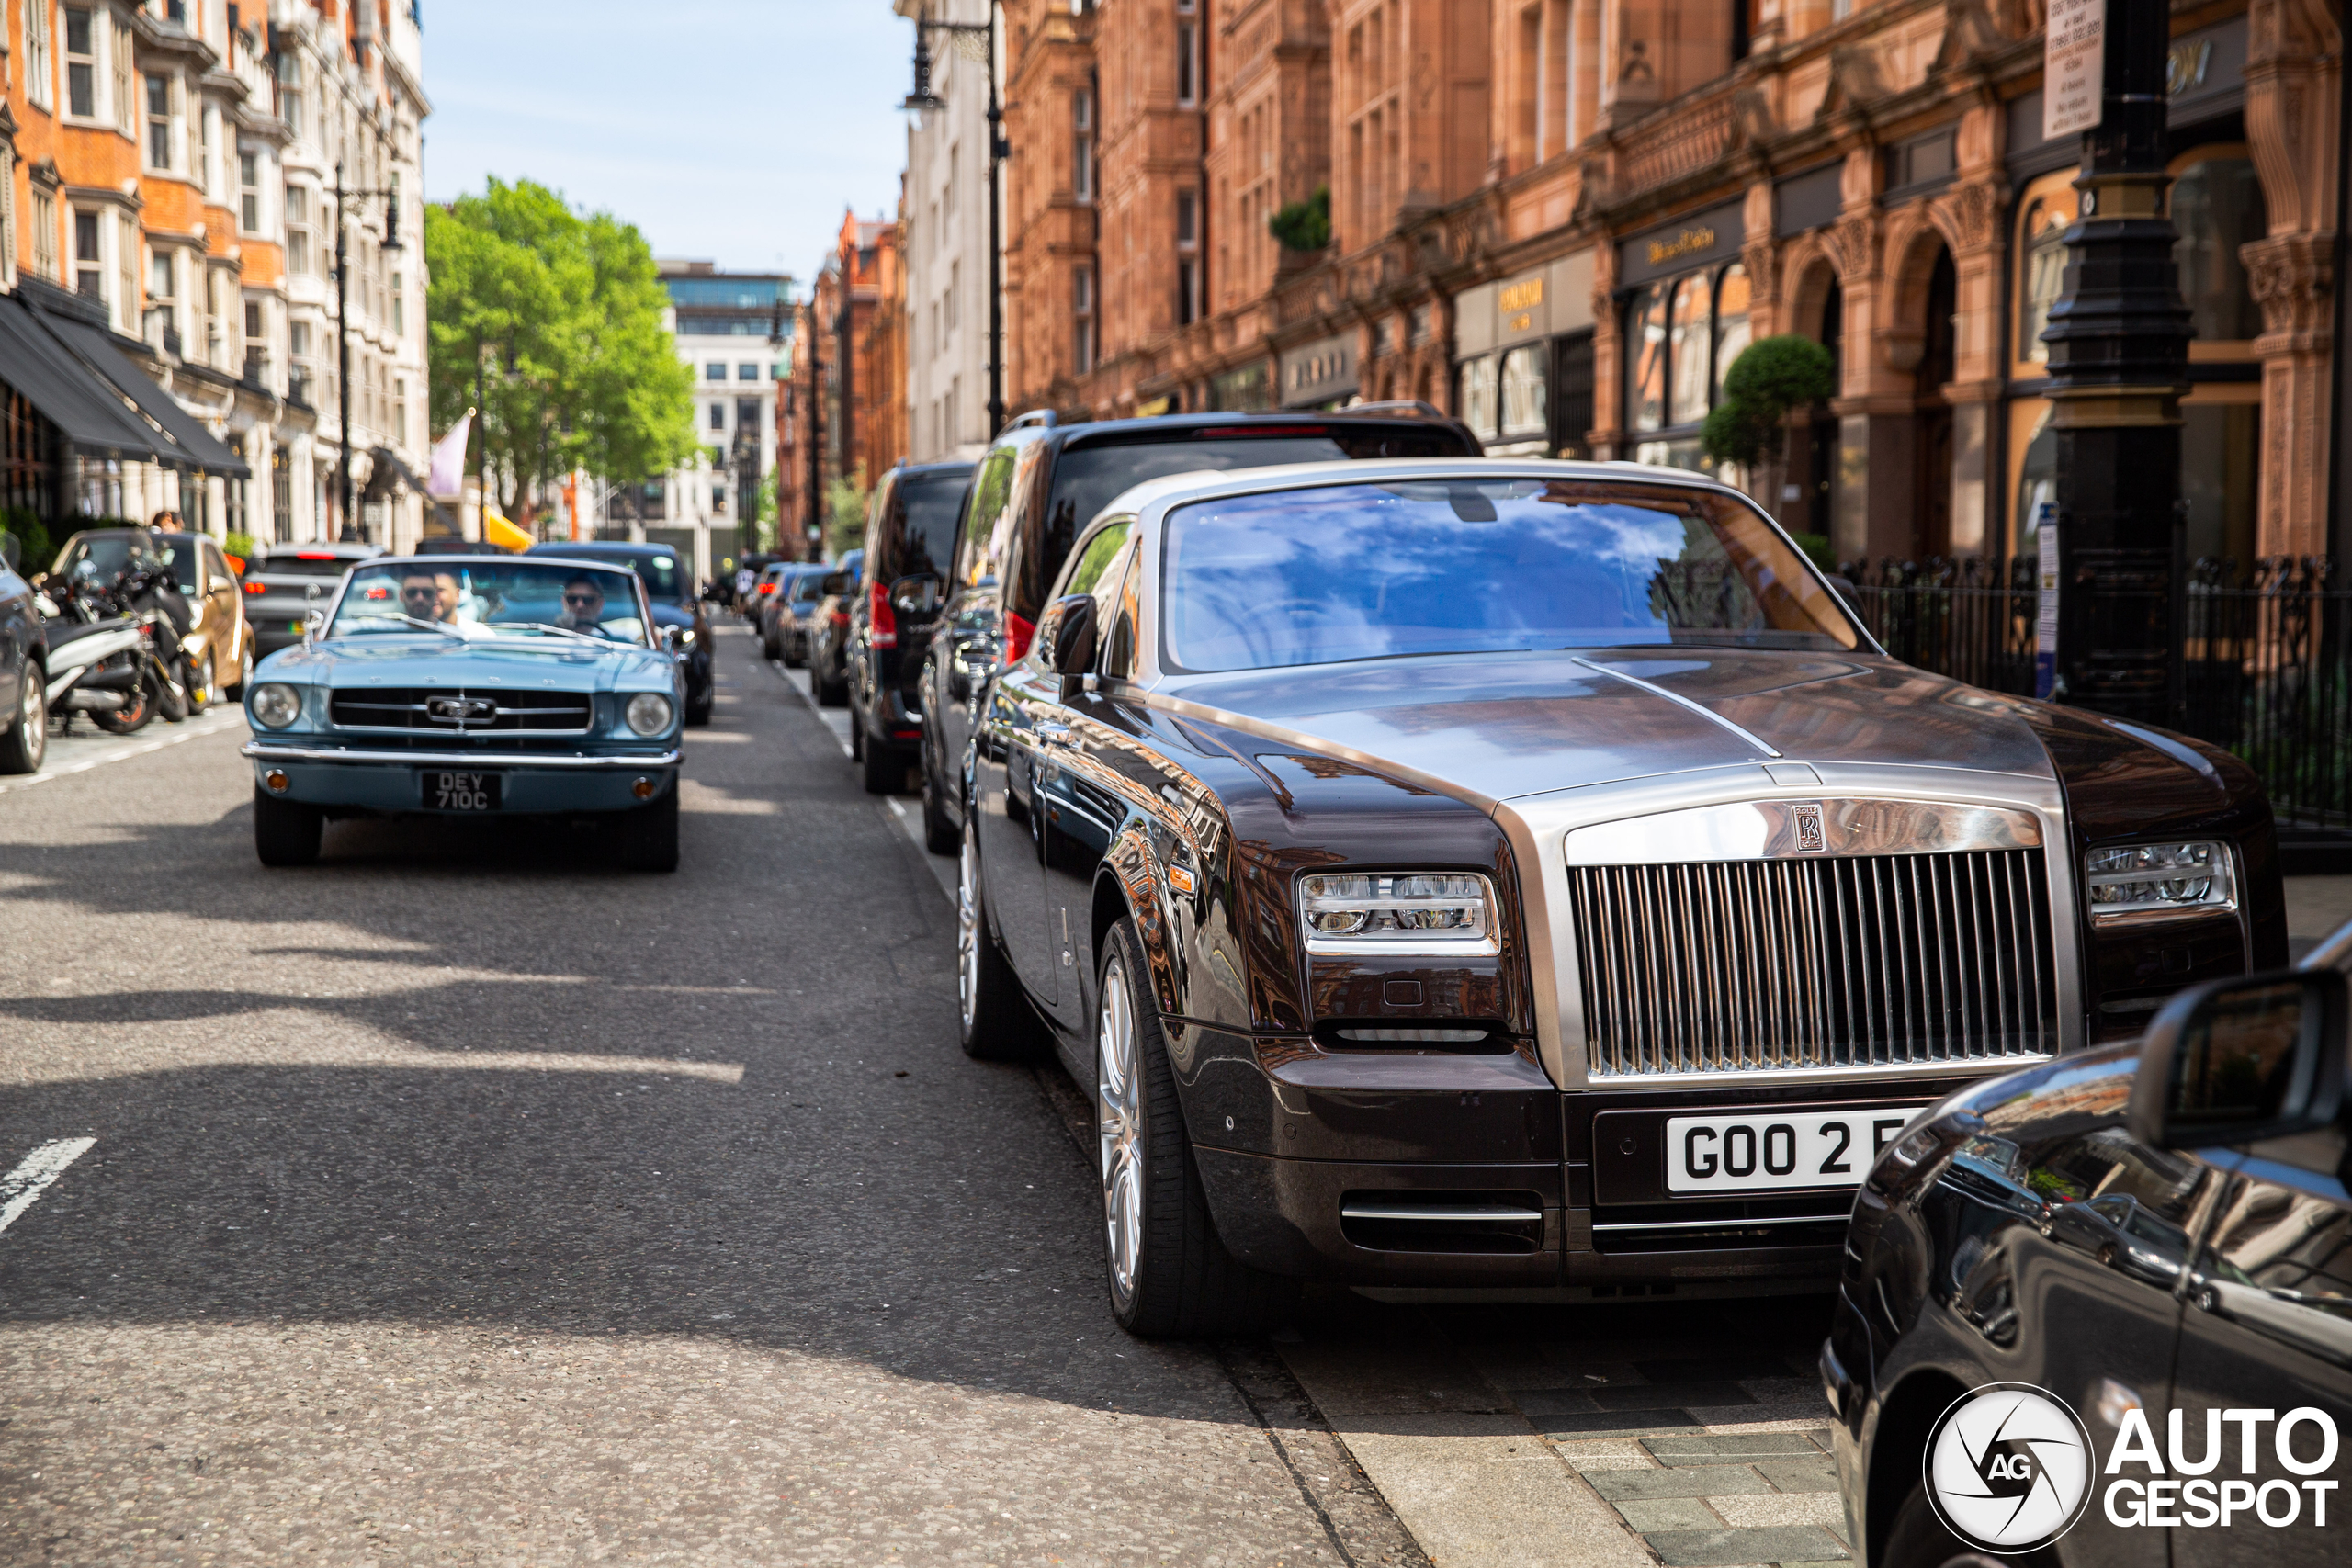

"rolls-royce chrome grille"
[328,687,594,735]
[1566,848,2058,1077]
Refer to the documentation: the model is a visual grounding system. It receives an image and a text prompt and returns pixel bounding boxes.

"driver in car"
[556,573,616,637]
[401,570,464,625]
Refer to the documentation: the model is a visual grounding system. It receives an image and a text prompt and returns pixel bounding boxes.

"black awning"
[40,311,254,479]
[0,293,175,465]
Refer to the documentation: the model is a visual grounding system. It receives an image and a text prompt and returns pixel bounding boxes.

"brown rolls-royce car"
[951,459,2286,1337]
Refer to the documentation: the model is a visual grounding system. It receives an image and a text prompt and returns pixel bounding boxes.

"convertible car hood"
[1157,649,2056,809]
[266,635,672,692]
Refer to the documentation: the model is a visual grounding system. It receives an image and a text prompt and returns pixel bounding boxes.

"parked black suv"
[845,459,975,794]
[1823,920,2352,1568]
[915,406,1479,852]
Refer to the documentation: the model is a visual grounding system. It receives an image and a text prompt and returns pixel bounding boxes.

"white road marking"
[0,712,250,795]
[0,1137,96,1237]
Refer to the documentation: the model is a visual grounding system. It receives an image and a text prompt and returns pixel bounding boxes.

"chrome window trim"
[1494,762,2083,1091]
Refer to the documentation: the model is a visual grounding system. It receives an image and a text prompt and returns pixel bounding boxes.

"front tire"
[1881,1480,2041,1568]
[817,664,848,707]
[187,649,214,715]
[956,812,1043,1060]
[253,785,322,866]
[616,784,680,872]
[0,664,46,774]
[93,665,154,734]
[1096,916,1299,1337]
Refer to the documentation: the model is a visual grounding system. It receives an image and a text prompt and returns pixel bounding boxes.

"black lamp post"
[333,163,403,542]
[902,2,1006,438]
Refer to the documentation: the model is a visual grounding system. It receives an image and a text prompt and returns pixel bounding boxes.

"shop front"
[1453,250,1594,457]
[1615,202,1749,478]
[1280,332,1357,411]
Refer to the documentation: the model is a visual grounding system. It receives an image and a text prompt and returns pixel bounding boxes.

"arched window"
[2018,196,2072,364]
[1626,284,1668,434]
[1499,344,1547,436]
[1713,263,1752,403]
[2170,152,2266,343]
[1668,273,1713,425]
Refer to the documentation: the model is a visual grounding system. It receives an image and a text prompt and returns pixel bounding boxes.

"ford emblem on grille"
[427,695,497,724]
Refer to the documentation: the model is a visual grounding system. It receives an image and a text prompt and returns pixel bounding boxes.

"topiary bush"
[1699,335,1836,520]
[1268,186,1332,254]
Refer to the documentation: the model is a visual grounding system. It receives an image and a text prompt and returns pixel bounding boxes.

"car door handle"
[1035,721,1075,748]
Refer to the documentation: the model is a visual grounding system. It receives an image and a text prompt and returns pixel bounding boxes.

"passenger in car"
[401,570,464,626]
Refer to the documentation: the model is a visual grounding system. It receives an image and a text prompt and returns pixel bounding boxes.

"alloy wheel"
[19,671,45,766]
[1096,951,1143,1303]
[956,826,982,1032]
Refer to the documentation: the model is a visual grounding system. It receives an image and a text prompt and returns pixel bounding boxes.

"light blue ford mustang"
[241,555,687,871]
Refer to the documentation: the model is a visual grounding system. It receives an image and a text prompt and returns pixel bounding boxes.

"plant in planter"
[1267,186,1332,254]
[1700,334,1835,528]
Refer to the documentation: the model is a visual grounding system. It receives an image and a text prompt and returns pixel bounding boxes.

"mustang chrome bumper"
[242,742,683,769]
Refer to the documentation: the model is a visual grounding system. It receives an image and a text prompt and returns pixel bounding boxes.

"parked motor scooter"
[35,561,190,735]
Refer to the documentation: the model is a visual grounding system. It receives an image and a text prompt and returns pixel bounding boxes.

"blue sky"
[421,2,912,294]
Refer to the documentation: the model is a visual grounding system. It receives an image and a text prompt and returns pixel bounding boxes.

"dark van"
[845,460,975,794]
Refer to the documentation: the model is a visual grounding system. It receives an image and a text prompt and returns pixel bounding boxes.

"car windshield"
[555,550,689,604]
[1161,479,1860,673]
[53,533,156,581]
[328,560,650,646]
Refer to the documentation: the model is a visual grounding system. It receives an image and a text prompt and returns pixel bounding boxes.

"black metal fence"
[1841,556,2352,842]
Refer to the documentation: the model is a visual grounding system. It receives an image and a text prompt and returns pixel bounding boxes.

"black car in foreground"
[846,459,973,794]
[528,541,713,724]
[1824,924,2349,1568]
[918,404,1479,854]
[954,457,2285,1339]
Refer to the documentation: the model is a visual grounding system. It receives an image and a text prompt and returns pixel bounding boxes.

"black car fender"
[1092,823,1182,1023]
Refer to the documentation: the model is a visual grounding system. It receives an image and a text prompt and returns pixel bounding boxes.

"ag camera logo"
[1925,1383,2096,1552]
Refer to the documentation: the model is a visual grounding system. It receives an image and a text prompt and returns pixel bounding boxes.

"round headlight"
[251,682,302,728]
[625,693,674,736]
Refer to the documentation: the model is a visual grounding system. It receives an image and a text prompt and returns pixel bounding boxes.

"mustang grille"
[1566,849,2058,1077]
[328,687,594,735]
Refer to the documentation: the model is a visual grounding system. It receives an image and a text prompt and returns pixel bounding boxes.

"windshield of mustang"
[327,561,651,646]
[1160,479,1860,672]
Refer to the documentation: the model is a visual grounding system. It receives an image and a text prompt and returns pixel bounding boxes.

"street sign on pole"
[2044,0,2105,139]
[2035,503,2060,700]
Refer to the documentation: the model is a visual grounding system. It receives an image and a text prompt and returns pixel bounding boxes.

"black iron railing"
[1839,557,2352,841]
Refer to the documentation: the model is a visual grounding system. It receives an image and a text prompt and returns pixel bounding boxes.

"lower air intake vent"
[1340,1190,1545,1254]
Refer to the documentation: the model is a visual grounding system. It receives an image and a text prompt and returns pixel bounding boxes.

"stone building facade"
[897,0,997,463]
[779,209,903,558]
[982,0,2345,569]
[1,0,429,551]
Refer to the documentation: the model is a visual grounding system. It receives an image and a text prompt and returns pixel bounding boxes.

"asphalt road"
[0,627,1418,1566]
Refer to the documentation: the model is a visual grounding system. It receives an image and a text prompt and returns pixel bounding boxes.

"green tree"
[824,475,870,561]
[1700,334,1836,525]
[425,179,696,521]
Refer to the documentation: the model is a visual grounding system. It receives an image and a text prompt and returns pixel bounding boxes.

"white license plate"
[1665,1107,1927,1195]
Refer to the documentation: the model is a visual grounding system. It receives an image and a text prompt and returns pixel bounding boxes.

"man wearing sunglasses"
[400,570,464,626]
[555,573,616,637]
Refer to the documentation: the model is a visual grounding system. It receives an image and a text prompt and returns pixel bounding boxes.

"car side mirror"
[1041,592,1096,698]
[2128,967,2347,1150]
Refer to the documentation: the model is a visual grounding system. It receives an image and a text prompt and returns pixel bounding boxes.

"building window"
[286,186,311,275]
[712,487,728,515]
[1176,1,1199,106]
[946,261,961,333]
[707,362,727,381]
[738,362,759,381]
[145,73,173,169]
[1460,355,1498,441]
[2170,151,2267,343]
[2017,192,2073,366]
[239,152,261,231]
[394,378,408,449]
[276,50,303,139]
[1712,264,1752,404]
[0,145,13,292]
[1499,344,1547,437]
[1075,265,1094,373]
[391,272,404,333]
[74,209,103,300]
[945,143,958,217]
[1626,285,1668,434]
[709,402,726,432]
[25,0,54,112]
[1074,92,1093,205]
[64,7,96,117]
[1177,191,1200,326]
[289,320,311,403]
[1623,261,1755,471]
[1667,274,1712,426]
[32,191,58,282]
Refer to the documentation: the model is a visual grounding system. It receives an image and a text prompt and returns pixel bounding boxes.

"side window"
[203,541,230,584]
[1104,550,1142,680]
[865,475,898,565]
[1060,520,1131,601]
[957,448,1014,589]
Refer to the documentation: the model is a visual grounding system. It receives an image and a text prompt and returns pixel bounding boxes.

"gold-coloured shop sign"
[1498,277,1544,314]
[1646,225,1718,266]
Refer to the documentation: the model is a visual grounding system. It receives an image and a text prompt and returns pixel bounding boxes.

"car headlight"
[250,682,302,729]
[2085,841,2236,922]
[624,693,674,736]
[1298,872,1498,953]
